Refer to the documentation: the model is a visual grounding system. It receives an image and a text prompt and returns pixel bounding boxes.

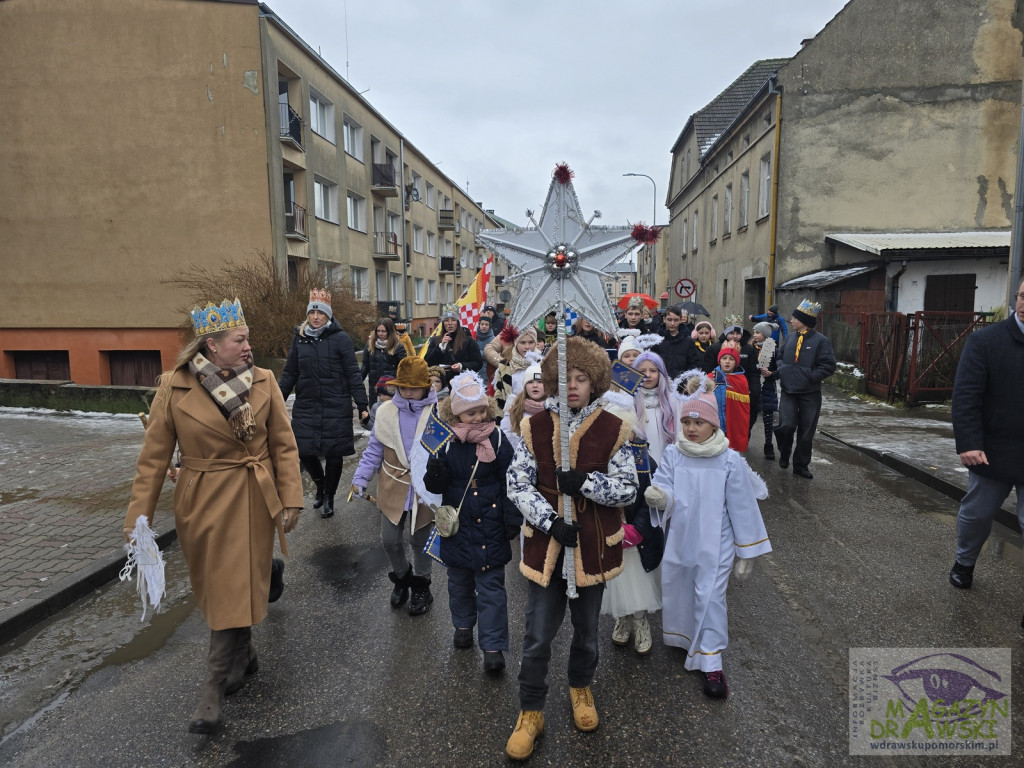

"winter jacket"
[652,331,694,379]
[424,400,521,571]
[776,329,836,395]
[424,327,483,379]
[361,340,407,402]
[687,339,714,372]
[279,320,368,458]
[624,440,664,572]
[751,339,779,412]
[951,316,1024,483]
[750,311,789,342]
[475,327,495,357]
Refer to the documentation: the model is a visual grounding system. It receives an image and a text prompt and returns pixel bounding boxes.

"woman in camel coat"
[123,299,303,735]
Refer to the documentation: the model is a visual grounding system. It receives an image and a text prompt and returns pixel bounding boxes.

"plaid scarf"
[189,352,256,441]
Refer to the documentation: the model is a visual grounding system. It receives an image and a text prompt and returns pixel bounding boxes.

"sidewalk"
[0,390,1017,647]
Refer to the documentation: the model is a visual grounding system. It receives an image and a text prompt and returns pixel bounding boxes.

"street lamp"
[623,172,657,296]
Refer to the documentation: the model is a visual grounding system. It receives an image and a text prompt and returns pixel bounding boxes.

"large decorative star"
[475,164,639,335]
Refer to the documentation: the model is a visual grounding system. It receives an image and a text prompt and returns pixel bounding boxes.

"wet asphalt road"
[1,435,1022,767]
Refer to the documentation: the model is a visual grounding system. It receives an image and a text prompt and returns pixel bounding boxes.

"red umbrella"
[617,292,659,310]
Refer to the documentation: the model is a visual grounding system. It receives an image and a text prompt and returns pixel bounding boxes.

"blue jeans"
[518,554,605,711]
[955,471,1024,566]
[447,565,509,652]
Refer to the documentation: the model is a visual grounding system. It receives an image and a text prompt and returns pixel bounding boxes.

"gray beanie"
[753,321,776,337]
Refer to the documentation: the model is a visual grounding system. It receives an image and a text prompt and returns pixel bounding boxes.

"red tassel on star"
[553,163,574,184]
[499,323,519,345]
[631,223,661,245]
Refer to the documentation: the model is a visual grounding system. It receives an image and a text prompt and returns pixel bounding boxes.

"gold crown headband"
[190,298,246,336]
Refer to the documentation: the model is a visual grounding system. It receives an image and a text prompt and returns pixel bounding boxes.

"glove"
[644,485,669,510]
[549,518,581,548]
[732,557,754,581]
[621,523,643,548]
[424,457,449,494]
[504,525,520,541]
[555,469,588,496]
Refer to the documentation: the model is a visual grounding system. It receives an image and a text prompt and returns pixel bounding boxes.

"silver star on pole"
[475,165,638,335]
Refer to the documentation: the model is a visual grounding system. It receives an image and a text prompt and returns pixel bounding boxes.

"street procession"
[3,0,1024,766]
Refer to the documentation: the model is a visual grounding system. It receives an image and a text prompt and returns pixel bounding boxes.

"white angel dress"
[651,430,771,672]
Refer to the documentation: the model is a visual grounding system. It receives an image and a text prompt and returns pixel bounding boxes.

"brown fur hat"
[541,336,612,399]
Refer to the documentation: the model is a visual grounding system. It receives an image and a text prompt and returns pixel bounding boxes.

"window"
[414,278,425,304]
[425,182,436,209]
[740,172,749,227]
[427,231,436,257]
[322,262,342,285]
[445,283,454,302]
[692,211,699,252]
[387,212,400,237]
[343,116,363,160]
[428,279,437,303]
[722,278,728,307]
[313,177,338,223]
[346,192,366,231]
[309,90,335,142]
[350,267,369,301]
[685,148,691,180]
[724,184,732,234]
[681,219,687,257]
[605,282,613,295]
[620,281,628,293]
[411,171,423,200]
[390,273,403,301]
[710,195,718,242]
[413,225,424,253]
[758,154,771,218]
[376,270,386,302]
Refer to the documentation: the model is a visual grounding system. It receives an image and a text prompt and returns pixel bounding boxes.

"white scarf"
[674,428,729,457]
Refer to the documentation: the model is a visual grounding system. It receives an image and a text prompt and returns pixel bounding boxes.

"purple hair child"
[632,350,677,443]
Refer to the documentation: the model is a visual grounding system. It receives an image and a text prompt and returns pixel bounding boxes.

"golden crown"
[190,298,246,337]
[796,299,822,318]
[309,288,331,304]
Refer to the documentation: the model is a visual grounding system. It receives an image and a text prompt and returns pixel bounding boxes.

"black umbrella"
[677,300,710,317]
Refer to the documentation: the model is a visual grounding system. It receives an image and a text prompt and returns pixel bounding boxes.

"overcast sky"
[266,0,850,231]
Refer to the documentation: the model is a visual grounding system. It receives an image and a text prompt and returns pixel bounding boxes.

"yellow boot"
[506,710,545,760]
[569,686,599,732]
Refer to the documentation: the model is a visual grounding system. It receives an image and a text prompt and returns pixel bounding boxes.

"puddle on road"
[0,488,40,506]
[226,720,383,767]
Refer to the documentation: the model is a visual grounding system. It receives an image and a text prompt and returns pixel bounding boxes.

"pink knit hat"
[448,371,489,416]
[672,368,720,429]
[680,390,720,429]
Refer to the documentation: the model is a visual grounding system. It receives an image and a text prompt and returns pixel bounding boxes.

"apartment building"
[0,0,509,384]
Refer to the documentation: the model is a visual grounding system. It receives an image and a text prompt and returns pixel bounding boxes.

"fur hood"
[541,336,612,397]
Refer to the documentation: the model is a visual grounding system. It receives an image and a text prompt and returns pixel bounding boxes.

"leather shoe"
[483,650,505,674]
[793,467,813,479]
[779,455,790,469]
[949,561,974,589]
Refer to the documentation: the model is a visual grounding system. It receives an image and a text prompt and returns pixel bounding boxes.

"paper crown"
[309,288,331,304]
[190,298,246,337]
[626,295,645,310]
[440,303,459,320]
[795,299,821,318]
[723,313,744,331]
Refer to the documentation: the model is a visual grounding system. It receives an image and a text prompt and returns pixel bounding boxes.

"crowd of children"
[342,305,780,762]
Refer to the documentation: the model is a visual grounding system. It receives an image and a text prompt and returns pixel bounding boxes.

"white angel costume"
[650,429,771,672]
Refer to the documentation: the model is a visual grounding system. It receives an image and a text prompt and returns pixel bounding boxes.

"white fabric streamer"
[119,516,165,621]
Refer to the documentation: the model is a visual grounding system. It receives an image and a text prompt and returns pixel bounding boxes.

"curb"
[0,528,178,648]
[821,430,1020,536]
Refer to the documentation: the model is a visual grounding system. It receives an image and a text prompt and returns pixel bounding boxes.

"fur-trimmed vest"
[372,400,434,530]
[520,407,629,588]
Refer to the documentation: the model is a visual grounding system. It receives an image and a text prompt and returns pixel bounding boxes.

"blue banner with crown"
[611,360,645,394]
[420,408,454,456]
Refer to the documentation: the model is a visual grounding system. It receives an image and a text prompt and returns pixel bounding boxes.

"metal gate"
[906,311,989,405]
[861,312,908,401]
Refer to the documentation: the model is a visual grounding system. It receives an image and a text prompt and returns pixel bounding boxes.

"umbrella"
[617,293,659,310]
[677,300,710,317]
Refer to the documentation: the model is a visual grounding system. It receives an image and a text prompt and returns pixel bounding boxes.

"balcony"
[439,256,455,274]
[438,209,455,231]
[370,164,399,197]
[279,103,303,149]
[373,231,400,260]
[285,202,308,240]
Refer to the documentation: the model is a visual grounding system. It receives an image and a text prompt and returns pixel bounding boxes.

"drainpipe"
[399,138,410,321]
[768,80,783,307]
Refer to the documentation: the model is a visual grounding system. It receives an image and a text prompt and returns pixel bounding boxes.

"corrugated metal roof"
[777,264,882,290]
[826,231,1010,255]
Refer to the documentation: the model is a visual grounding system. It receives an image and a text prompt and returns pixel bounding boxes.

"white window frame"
[425,182,436,209]
[350,267,369,301]
[343,115,364,161]
[414,278,425,304]
[427,231,436,258]
[313,176,338,223]
[681,219,688,256]
[375,270,386,302]
[740,172,750,227]
[692,210,699,252]
[389,273,403,301]
[309,89,335,143]
[758,154,771,219]
[411,171,424,200]
[413,225,424,253]
[710,195,718,242]
[724,184,732,234]
[346,191,366,232]
[428,279,437,304]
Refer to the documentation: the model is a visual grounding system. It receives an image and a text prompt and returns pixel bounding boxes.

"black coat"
[952,317,1024,483]
[426,429,521,571]
[624,442,663,572]
[751,340,779,411]
[279,320,368,458]
[361,341,407,400]
[652,331,693,379]
[777,329,836,394]
[424,328,483,379]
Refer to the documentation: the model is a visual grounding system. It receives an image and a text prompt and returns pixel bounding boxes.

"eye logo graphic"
[884,653,1006,722]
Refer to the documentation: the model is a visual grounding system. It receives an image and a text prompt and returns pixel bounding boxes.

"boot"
[506,710,545,761]
[268,558,285,603]
[225,627,259,696]
[633,614,652,655]
[703,670,729,699]
[311,478,325,509]
[388,566,412,609]
[408,575,434,616]
[320,495,335,519]
[569,686,599,731]
[483,650,506,675]
[188,629,239,734]
[763,442,775,460]
[949,561,974,589]
[611,616,631,646]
